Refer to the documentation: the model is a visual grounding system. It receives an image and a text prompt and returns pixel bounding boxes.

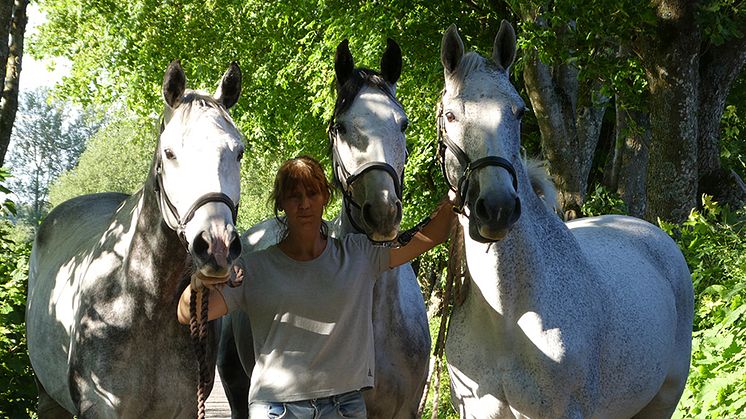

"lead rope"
[417,265,455,418]
[417,220,464,417]
[189,287,210,419]
[188,267,244,419]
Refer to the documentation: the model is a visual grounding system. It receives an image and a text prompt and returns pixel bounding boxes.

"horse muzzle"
[467,189,521,243]
[190,223,242,277]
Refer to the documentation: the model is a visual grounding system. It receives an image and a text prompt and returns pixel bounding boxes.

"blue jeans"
[248,390,367,418]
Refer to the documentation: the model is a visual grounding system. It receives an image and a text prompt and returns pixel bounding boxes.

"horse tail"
[524,158,558,213]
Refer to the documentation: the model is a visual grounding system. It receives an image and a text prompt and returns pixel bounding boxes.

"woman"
[177,155,455,418]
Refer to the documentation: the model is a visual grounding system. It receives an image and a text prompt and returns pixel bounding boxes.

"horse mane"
[332,68,402,118]
[445,52,500,95]
[525,157,559,213]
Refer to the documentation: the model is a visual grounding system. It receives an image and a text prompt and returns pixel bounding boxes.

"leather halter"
[154,118,239,249]
[327,119,406,238]
[437,101,519,215]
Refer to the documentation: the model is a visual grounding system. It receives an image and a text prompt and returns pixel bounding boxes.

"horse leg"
[631,374,687,419]
[217,315,250,419]
[34,376,74,419]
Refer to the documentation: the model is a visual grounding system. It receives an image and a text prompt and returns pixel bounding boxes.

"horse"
[437,22,694,418]
[25,60,245,418]
[217,38,430,418]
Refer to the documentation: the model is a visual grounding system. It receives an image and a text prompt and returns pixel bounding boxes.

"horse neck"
[123,170,190,300]
[461,178,591,318]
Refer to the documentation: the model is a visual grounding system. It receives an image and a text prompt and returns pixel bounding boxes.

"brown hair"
[271,156,333,235]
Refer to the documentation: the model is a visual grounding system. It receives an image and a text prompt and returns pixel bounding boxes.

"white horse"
[438,22,694,418]
[26,61,245,418]
[220,38,430,418]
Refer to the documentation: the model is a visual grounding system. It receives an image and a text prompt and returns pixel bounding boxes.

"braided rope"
[189,287,211,419]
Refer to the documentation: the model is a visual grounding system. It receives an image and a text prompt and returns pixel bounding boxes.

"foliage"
[580,184,628,217]
[720,104,746,180]
[6,88,102,224]
[0,177,36,417]
[32,0,518,233]
[48,111,153,206]
[420,315,458,419]
[660,197,746,418]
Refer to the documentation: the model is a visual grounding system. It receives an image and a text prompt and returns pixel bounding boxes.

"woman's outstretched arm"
[389,194,456,268]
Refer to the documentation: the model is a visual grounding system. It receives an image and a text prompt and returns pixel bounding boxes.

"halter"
[327,119,406,237]
[436,101,519,215]
[154,118,240,249]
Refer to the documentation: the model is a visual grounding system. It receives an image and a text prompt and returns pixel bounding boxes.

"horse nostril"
[475,197,492,222]
[192,231,210,260]
[362,202,374,226]
[228,230,241,262]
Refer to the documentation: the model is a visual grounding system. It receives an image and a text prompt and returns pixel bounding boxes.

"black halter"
[327,119,406,237]
[154,118,239,249]
[436,102,519,215]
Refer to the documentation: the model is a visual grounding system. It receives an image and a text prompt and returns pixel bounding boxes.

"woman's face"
[281,184,328,234]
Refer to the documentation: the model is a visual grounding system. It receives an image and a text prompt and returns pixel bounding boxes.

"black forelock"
[332,67,401,119]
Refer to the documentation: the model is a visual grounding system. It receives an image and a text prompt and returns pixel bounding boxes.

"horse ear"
[441,24,464,75]
[163,60,186,108]
[492,20,517,74]
[380,38,402,84]
[215,62,242,110]
[335,39,354,91]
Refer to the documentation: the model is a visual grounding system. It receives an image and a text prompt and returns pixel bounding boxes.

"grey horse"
[438,22,694,418]
[26,61,244,418]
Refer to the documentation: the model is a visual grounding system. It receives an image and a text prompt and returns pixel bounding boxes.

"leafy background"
[1,0,745,417]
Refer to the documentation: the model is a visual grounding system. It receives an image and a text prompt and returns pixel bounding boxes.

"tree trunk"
[697,36,746,208]
[523,54,606,219]
[609,101,650,218]
[0,0,13,97]
[636,0,700,224]
[0,0,28,167]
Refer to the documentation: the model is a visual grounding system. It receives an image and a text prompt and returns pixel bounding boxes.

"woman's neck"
[278,229,327,261]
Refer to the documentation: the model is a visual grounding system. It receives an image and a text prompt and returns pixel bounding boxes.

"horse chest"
[447,288,601,418]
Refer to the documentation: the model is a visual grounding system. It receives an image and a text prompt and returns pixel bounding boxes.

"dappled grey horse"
[26,61,245,418]
[438,22,694,418]
[218,38,430,418]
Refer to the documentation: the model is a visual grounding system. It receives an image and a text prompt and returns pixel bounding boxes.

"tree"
[0,0,29,167]
[31,0,746,220]
[6,88,100,224]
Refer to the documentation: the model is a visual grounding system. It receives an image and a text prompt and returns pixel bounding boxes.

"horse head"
[157,60,244,278]
[329,38,408,242]
[439,22,525,242]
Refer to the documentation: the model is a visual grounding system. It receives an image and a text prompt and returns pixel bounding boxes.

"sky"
[19,4,70,94]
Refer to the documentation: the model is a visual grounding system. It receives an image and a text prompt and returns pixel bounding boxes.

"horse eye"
[401,120,409,133]
[445,111,456,123]
[164,148,175,160]
[335,122,347,134]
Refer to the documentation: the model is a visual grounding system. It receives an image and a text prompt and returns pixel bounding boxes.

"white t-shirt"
[222,234,390,402]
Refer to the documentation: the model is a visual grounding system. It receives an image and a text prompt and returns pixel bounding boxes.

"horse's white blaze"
[337,86,406,174]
